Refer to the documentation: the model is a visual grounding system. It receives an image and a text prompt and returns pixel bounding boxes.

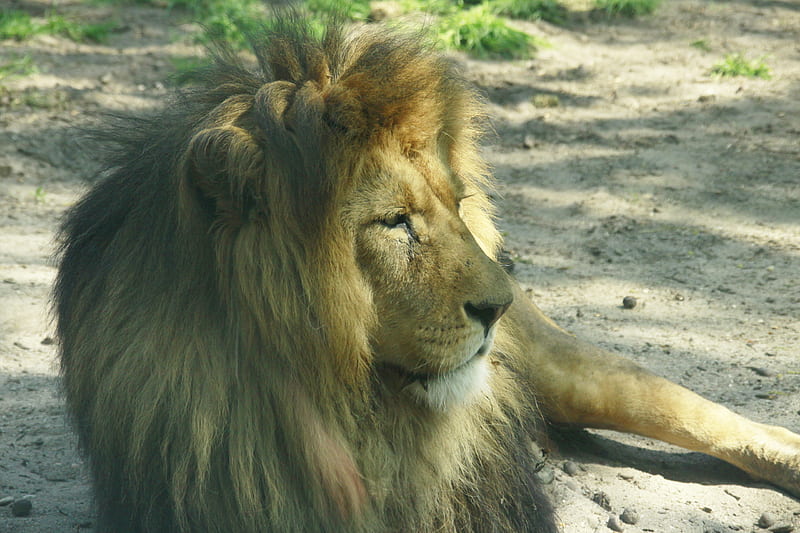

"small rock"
[534,467,555,484]
[562,461,580,476]
[11,498,32,517]
[758,512,776,528]
[0,496,13,506]
[99,73,113,85]
[592,491,612,511]
[523,134,536,149]
[607,515,624,531]
[41,336,54,346]
[748,367,775,377]
[770,526,794,533]
[532,94,560,108]
[622,296,637,309]
[620,508,639,525]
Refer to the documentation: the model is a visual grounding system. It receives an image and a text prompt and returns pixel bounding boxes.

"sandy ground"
[1,1,798,531]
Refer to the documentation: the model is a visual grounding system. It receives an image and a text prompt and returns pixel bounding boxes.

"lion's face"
[346,142,514,411]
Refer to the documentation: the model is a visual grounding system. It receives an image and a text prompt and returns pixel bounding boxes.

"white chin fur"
[407,356,490,411]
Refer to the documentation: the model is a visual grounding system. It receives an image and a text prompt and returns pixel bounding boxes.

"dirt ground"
[1,1,798,531]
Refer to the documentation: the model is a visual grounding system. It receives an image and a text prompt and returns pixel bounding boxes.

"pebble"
[11,498,32,517]
[770,526,794,533]
[534,467,555,484]
[758,512,776,528]
[620,508,639,525]
[592,491,612,511]
[0,496,12,506]
[748,367,775,377]
[622,296,637,309]
[607,515,624,531]
[523,134,536,149]
[562,461,580,476]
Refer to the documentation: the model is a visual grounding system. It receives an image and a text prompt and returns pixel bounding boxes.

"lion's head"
[179,20,515,411]
[55,17,552,533]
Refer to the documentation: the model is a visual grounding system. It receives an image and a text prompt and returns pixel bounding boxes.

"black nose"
[464,300,511,331]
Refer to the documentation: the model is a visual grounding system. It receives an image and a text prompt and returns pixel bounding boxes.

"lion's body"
[55,15,800,533]
[55,19,556,533]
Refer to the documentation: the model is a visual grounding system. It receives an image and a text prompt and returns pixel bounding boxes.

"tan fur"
[55,18,799,533]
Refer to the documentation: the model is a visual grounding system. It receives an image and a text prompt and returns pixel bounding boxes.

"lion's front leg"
[502,283,800,497]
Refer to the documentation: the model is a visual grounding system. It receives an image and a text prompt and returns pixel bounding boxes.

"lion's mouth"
[400,338,493,390]
[378,335,495,409]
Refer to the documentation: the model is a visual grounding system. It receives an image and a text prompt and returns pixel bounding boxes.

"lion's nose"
[464,300,512,332]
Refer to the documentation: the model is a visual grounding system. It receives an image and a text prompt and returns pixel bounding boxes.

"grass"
[0,10,115,42]
[0,10,39,40]
[43,14,116,42]
[0,55,38,81]
[690,39,711,52]
[305,0,372,21]
[34,186,47,204]
[64,0,556,59]
[594,0,660,17]
[493,0,568,25]
[162,0,370,48]
[176,0,548,59]
[711,53,771,79]
[437,4,545,59]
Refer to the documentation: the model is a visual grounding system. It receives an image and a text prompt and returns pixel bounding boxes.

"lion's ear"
[184,126,264,214]
[322,86,368,139]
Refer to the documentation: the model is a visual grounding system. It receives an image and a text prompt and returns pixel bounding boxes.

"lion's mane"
[55,17,556,533]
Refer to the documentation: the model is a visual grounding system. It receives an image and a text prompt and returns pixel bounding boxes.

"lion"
[54,17,800,533]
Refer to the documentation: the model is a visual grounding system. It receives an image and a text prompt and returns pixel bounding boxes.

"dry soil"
[1,1,798,532]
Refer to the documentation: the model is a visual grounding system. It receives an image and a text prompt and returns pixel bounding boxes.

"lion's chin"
[406,354,491,411]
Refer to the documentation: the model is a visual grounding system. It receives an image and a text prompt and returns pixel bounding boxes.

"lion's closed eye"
[380,213,418,242]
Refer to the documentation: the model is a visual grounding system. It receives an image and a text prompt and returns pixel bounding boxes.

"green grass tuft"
[306,0,372,21]
[595,0,660,17]
[0,55,38,81]
[42,15,116,42]
[690,39,711,52]
[437,4,543,59]
[0,10,39,40]
[711,53,771,79]
[0,10,115,42]
[493,0,568,25]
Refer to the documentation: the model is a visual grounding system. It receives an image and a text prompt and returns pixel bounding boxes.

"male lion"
[55,17,800,533]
